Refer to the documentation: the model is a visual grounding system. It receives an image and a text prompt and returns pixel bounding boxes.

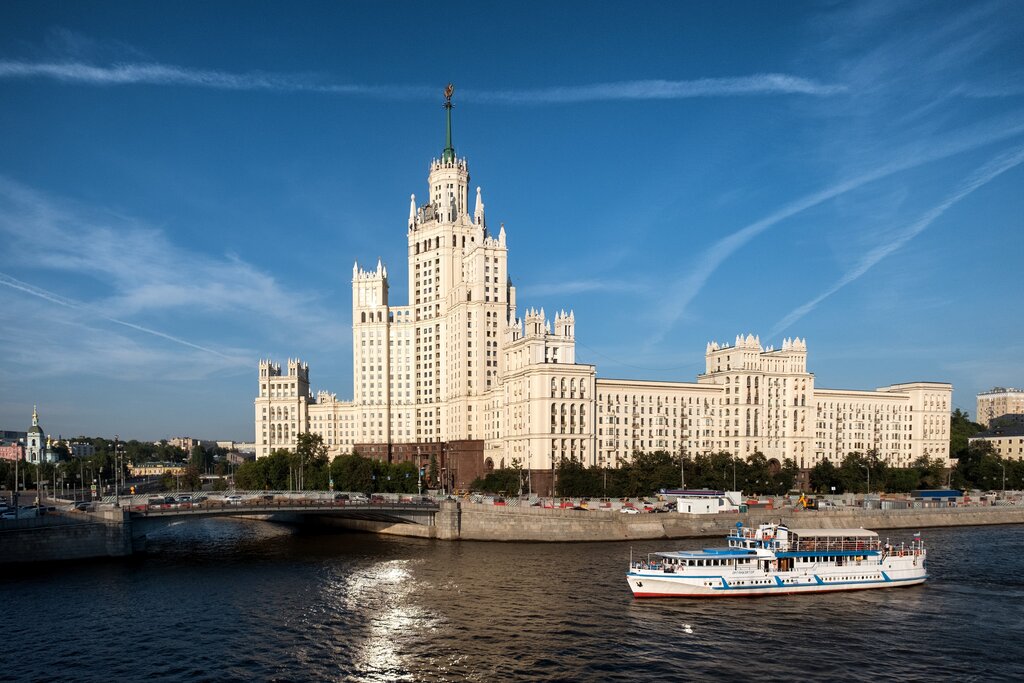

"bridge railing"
[114,491,439,514]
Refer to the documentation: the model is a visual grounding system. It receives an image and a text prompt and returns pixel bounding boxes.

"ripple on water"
[4,522,1024,681]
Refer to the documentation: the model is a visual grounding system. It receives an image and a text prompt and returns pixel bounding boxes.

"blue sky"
[1,1,1022,441]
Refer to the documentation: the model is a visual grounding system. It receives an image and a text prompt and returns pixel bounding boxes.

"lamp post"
[1000,461,1006,497]
[13,445,19,518]
[680,451,686,491]
[732,457,737,492]
[114,435,121,508]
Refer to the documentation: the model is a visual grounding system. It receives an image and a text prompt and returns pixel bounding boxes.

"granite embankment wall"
[5,504,1022,564]
[0,510,132,564]
[351,502,1024,542]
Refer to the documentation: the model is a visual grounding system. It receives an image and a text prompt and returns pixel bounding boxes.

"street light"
[114,434,121,508]
[1000,461,1006,497]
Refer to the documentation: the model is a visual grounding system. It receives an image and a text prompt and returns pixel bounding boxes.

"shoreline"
[356,501,1024,542]
[3,503,1022,565]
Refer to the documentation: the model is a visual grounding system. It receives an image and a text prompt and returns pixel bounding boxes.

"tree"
[190,444,212,473]
[234,449,292,490]
[330,453,374,493]
[950,408,984,459]
[51,442,71,460]
[294,433,329,490]
[428,454,439,488]
[553,457,600,497]
[808,460,842,494]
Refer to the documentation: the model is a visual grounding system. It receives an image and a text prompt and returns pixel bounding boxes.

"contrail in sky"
[649,112,1024,346]
[0,271,243,362]
[0,60,846,100]
[770,144,1024,336]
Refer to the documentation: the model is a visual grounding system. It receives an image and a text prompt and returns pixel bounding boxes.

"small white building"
[667,490,743,514]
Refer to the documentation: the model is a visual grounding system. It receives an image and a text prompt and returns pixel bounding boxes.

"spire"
[442,83,455,162]
[475,186,485,226]
[32,405,38,427]
[409,194,416,221]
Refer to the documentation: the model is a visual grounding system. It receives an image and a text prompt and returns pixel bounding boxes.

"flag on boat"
[913,532,921,538]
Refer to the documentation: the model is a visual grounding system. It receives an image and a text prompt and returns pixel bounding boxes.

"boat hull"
[627,568,926,598]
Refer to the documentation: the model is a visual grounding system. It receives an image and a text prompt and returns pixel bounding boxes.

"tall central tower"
[401,84,510,444]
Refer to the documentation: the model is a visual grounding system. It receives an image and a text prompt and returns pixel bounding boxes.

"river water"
[4,521,1024,682]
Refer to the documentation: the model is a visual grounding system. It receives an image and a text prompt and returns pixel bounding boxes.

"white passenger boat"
[627,521,926,598]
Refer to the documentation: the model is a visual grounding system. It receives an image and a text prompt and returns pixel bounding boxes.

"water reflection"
[4,521,1023,681]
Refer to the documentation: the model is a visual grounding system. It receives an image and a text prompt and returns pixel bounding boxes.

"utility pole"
[680,445,686,490]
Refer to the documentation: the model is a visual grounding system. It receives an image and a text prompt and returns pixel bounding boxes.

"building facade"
[976,387,1024,428]
[255,95,952,483]
[0,442,24,462]
[969,425,1024,461]
[24,406,57,464]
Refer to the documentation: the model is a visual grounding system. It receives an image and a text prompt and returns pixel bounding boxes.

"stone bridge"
[121,493,445,547]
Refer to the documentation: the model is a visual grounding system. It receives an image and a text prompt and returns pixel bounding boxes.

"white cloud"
[465,75,847,103]
[0,60,845,102]
[0,177,350,378]
[519,279,649,298]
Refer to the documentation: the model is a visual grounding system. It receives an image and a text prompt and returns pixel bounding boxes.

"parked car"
[619,507,640,514]
[2,506,40,519]
[225,495,244,505]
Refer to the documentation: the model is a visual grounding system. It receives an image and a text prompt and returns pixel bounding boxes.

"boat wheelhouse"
[627,521,926,598]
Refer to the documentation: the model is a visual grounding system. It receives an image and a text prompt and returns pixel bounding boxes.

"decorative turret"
[781,336,807,352]
[408,194,417,229]
[554,309,576,338]
[287,358,310,384]
[352,259,390,313]
[259,359,282,378]
[524,307,546,337]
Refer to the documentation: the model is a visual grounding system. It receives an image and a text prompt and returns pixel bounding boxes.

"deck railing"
[791,539,881,552]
